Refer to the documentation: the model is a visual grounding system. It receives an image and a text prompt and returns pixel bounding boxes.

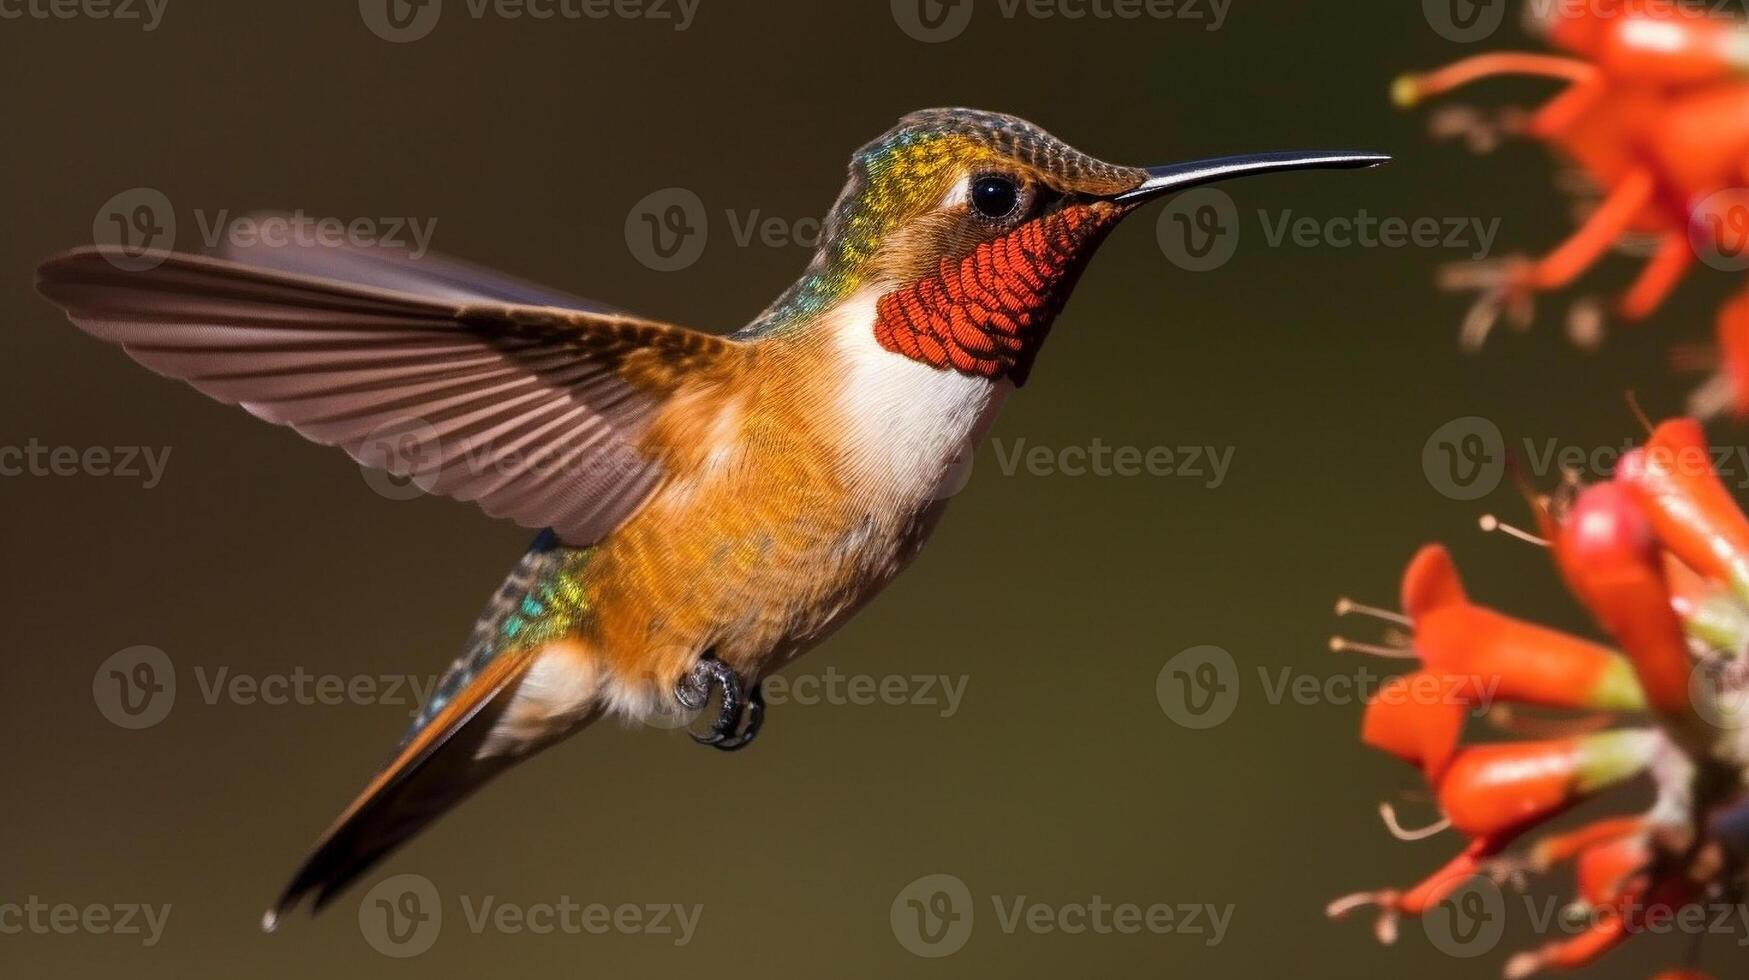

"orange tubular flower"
[1537,2,1749,85]
[1617,419,1749,598]
[1328,417,1749,978]
[1394,1,1749,418]
[1550,481,1698,724]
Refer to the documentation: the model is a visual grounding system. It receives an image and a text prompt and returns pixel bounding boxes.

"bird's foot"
[675,653,764,752]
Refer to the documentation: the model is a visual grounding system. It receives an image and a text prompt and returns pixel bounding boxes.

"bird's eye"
[970,175,1021,220]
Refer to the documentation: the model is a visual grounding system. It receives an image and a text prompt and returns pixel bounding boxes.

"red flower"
[1394,1,1749,417]
[1328,417,1749,977]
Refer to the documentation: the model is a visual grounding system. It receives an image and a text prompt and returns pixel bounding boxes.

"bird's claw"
[675,653,765,752]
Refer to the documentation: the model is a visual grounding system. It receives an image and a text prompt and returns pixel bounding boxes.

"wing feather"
[37,246,747,544]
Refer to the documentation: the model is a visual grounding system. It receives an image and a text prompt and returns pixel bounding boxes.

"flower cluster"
[1329,418,1749,976]
[1395,2,1749,417]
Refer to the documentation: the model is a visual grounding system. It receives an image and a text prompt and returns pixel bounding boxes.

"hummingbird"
[35,108,1383,927]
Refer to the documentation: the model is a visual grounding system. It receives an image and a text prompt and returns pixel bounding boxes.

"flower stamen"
[1485,703,1615,738]
[1334,597,1412,627]
[1480,514,1551,547]
[1324,890,1401,945]
[1329,636,1417,659]
[1379,801,1452,842]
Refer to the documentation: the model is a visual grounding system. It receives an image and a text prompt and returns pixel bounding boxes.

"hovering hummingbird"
[36,108,1383,927]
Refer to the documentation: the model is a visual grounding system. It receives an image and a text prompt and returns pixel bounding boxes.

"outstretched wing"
[213,224,628,312]
[37,246,747,545]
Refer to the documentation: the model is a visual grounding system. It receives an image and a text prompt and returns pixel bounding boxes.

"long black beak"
[1110,151,1389,204]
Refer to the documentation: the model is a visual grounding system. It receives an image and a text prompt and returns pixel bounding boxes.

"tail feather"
[265,644,543,928]
[266,535,608,927]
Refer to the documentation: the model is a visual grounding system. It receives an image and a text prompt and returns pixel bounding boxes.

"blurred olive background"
[1,1,1739,977]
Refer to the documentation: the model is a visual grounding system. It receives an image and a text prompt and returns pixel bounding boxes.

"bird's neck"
[740,203,1123,388]
[774,288,1010,504]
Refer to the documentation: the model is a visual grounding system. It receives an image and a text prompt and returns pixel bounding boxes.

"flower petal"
[1436,730,1659,840]
[1402,544,1469,619]
[1554,482,1699,722]
[1617,419,1749,598]
[1415,603,1645,711]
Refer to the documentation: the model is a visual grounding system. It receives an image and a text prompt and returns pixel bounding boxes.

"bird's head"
[752,107,1382,384]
